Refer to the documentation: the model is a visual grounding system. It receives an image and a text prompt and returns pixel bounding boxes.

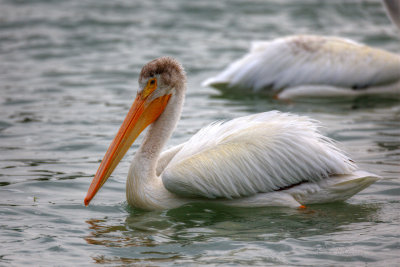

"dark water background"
[1,0,399,265]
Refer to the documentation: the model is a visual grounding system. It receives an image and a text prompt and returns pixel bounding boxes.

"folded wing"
[161,111,357,199]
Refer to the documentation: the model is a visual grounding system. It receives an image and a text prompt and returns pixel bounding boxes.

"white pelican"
[84,57,380,210]
[202,35,400,100]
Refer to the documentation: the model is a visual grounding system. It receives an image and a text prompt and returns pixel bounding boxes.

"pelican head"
[84,57,186,206]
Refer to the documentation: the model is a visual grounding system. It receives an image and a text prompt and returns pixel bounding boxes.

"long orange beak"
[84,93,171,206]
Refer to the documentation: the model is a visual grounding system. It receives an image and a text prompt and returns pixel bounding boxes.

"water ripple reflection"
[82,203,386,265]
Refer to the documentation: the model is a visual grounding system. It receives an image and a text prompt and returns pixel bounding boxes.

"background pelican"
[202,35,400,100]
[84,57,380,210]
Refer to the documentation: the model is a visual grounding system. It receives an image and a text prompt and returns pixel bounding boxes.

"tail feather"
[288,171,381,204]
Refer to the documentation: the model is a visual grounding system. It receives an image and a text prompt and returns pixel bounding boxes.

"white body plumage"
[202,35,400,100]
[127,110,379,210]
[85,57,380,210]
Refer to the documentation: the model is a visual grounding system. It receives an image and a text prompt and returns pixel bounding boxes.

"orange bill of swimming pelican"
[85,57,380,210]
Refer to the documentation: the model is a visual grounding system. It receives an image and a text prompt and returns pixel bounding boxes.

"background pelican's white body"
[202,35,400,99]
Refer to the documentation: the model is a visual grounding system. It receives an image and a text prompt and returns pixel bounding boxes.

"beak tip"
[84,196,91,206]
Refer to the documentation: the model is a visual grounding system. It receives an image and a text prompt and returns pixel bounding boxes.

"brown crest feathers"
[139,57,186,88]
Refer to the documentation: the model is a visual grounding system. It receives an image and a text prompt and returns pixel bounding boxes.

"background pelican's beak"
[84,93,171,206]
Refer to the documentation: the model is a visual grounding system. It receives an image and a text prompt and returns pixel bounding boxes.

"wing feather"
[156,143,185,176]
[162,111,357,199]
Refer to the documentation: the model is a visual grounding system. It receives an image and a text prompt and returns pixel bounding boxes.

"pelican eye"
[142,78,158,98]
